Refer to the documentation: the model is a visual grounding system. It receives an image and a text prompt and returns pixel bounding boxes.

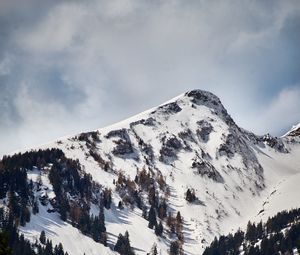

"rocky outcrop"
[192,159,223,183]
[287,127,300,137]
[159,135,182,163]
[106,129,138,159]
[260,134,288,153]
[196,120,213,142]
[186,90,235,126]
[156,101,182,114]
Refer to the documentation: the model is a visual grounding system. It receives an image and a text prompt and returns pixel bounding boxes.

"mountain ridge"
[7,89,297,157]
[1,89,300,255]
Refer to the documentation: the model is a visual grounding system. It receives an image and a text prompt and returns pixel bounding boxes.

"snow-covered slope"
[283,122,300,137]
[3,89,300,255]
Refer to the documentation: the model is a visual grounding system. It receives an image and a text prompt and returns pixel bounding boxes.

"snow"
[3,90,300,255]
[253,143,300,222]
[20,205,116,255]
[283,122,300,137]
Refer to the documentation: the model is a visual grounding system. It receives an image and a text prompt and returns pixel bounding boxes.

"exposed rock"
[186,89,235,126]
[165,136,182,150]
[196,120,213,142]
[192,159,223,182]
[218,133,236,158]
[156,101,182,114]
[287,127,300,137]
[186,90,223,112]
[77,131,100,149]
[144,117,156,126]
[259,134,288,153]
[130,117,156,128]
[178,129,197,143]
[112,139,134,156]
[217,129,264,190]
[106,128,128,140]
[139,140,154,162]
[89,149,111,171]
[159,136,182,163]
[106,129,138,159]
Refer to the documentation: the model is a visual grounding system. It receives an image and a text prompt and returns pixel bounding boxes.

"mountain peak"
[185,89,221,103]
[3,89,300,255]
[145,89,234,127]
[284,123,300,137]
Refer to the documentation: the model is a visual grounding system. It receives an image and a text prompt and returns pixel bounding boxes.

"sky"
[0,0,300,156]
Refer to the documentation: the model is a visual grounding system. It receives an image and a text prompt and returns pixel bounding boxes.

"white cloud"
[260,86,300,134]
[19,3,87,52]
[0,55,13,75]
[1,0,300,155]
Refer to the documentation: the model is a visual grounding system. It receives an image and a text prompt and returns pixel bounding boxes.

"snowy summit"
[1,89,300,255]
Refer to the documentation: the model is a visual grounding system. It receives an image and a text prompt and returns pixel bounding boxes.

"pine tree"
[0,231,11,255]
[158,200,167,219]
[91,216,101,242]
[39,230,46,245]
[103,189,112,209]
[114,231,135,255]
[246,221,257,243]
[54,243,65,255]
[37,172,43,189]
[176,211,182,224]
[155,221,163,236]
[148,206,157,229]
[59,194,69,221]
[45,239,53,255]
[169,241,180,255]
[33,199,39,215]
[185,188,196,202]
[100,232,107,247]
[118,201,124,210]
[148,187,156,207]
[99,202,106,234]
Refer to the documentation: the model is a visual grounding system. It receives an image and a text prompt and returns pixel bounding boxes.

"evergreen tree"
[176,211,182,224]
[45,239,53,255]
[148,206,157,229]
[114,231,135,255]
[157,200,167,219]
[148,187,156,207]
[118,201,124,210]
[58,194,69,221]
[39,230,46,245]
[99,203,106,234]
[91,216,101,242]
[185,188,196,203]
[155,221,163,236]
[54,243,64,255]
[102,189,112,209]
[246,221,257,243]
[0,231,11,255]
[32,199,39,215]
[169,241,180,255]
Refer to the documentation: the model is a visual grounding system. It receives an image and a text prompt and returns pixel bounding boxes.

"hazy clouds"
[1,0,300,155]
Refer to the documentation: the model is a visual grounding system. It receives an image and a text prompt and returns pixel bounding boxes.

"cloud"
[0,0,300,155]
[240,85,300,135]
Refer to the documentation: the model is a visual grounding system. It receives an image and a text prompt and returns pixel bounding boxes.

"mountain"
[1,89,300,255]
[203,208,300,255]
[284,123,300,137]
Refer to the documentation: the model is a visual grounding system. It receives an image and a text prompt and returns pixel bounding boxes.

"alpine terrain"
[1,89,300,255]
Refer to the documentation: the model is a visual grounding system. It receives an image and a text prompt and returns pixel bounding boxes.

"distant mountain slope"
[1,89,300,255]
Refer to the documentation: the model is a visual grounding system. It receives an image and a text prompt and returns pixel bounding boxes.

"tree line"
[203,208,300,255]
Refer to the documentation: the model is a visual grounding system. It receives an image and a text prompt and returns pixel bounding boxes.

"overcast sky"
[1,0,300,156]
